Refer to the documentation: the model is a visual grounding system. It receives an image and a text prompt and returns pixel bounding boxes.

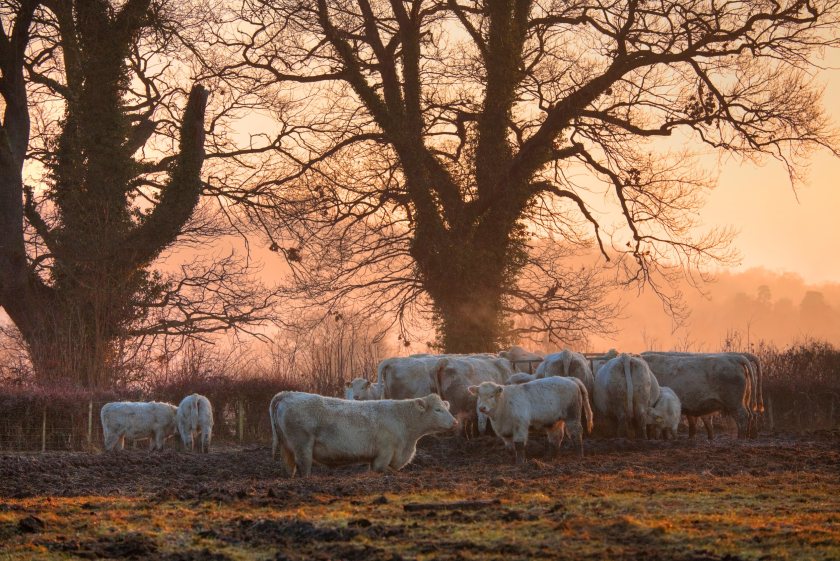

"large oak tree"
[213,0,839,351]
[0,0,276,387]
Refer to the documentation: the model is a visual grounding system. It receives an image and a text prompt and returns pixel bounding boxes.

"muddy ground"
[0,431,838,560]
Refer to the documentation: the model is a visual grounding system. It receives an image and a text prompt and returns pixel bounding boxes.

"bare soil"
[0,431,837,560]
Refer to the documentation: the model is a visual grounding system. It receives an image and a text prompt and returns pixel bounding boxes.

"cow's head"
[344,378,373,400]
[468,382,504,416]
[415,394,458,430]
[647,409,666,427]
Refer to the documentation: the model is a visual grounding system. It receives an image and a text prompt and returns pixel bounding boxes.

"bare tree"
[203,0,838,352]
[0,0,277,387]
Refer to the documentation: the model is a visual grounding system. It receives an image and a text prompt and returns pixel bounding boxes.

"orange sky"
[701,49,840,285]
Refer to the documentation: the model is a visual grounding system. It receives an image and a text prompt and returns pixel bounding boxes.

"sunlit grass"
[1,470,837,560]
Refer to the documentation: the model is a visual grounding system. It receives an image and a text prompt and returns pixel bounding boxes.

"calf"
[647,386,681,440]
[468,377,593,462]
[176,393,214,453]
[100,401,178,452]
[344,378,383,400]
[269,392,457,477]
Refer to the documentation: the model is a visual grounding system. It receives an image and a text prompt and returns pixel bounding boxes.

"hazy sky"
[702,50,840,285]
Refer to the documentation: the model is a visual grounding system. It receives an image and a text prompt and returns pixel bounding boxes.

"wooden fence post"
[87,400,93,449]
[41,407,47,453]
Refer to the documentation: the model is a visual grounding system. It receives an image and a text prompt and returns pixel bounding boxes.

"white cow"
[506,372,536,384]
[344,378,383,401]
[647,386,681,440]
[498,345,544,373]
[100,401,178,452]
[468,377,593,462]
[376,355,441,400]
[535,349,595,396]
[269,392,457,477]
[640,352,755,439]
[641,351,763,435]
[593,353,661,439]
[435,355,513,437]
[176,393,214,453]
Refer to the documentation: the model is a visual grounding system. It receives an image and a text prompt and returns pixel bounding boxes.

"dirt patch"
[1,432,837,501]
[225,517,358,545]
[43,532,157,559]
[1,433,838,560]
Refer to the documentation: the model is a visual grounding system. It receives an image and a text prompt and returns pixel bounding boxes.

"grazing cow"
[468,377,593,462]
[535,349,595,396]
[640,352,754,439]
[593,354,661,439]
[647,387,681,440]
[499,345,544,373]
[176,393,214,453]
[269,392,457,477]
[507,372,536,385]
[100,401,178,452]
[344,378,383,401]
[435,355,513,437]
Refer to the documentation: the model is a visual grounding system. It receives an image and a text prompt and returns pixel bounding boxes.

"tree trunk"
[416,217,516,353]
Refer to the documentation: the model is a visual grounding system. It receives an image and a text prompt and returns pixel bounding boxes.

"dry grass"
[0,434,837,560]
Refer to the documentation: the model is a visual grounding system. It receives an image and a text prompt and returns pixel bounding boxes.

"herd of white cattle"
[98,347,764,478]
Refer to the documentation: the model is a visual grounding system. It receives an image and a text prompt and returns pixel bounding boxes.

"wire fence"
[0,398,276,453]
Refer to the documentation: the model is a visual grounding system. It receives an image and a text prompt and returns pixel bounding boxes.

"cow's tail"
[571,377,594,435]
[434,358,449,396]
[741,358,757,414]
[376,360,388,398]
[622,354,634,421]
[269,392,287,460]
[191,394,199,429]
[752,355,765,413]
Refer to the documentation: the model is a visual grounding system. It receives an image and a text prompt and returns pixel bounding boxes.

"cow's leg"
[371,451,394,472]
[279,445,296,478]
[633,414,647,440]
[687,416,697,439]
[545,421,565,459]
[293,438,315,477]
[202,428,211,453]
[153,430,166,451]
[513,422,529,464]
[513,441,527,464]
[702,416,714,440]
[104,432,119,452]
[616,411,629,438]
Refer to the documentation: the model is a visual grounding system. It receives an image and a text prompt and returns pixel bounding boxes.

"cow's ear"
[364,380,371,389]
[494,386,503,396]
[414,398,427,411]
[467,385,478,395]
[442,400,450,410]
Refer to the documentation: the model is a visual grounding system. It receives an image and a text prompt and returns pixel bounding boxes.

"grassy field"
[0,433,837,560]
